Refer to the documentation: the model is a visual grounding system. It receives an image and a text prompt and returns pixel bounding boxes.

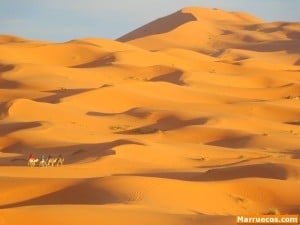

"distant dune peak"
[118,6,264,43]
[181,6,263,22]
[0,35,28,44]
[117,9,197,42]
[117,7,300,53]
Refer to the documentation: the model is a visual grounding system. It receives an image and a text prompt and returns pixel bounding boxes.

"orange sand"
[0,7,300,225]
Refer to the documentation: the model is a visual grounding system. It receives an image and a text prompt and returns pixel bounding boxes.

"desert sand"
[0,7,300,225]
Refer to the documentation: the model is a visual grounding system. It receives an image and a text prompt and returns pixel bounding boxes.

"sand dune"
[0,35,30,44]
[118,7,300,66]
[0,6,300,225]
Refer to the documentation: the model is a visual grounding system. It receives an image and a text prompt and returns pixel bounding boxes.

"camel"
[27,155,64,167]
[28,158,39,167]
[39,159,47,167]
[47,158,58,167]
[57,157,64,166]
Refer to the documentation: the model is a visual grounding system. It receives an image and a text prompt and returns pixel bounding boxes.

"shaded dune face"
[0,6,300,225]
[115,115,209,134]
[0,178,125,209]
[35,88,95,104]
[149,70,185,85]
[0,64,20,88]
[0,122,42,136]
[0,35,28,44]
[0,64,14,73]
[71,54,116,68]
[121,163,290,181]
[117,10,197,42]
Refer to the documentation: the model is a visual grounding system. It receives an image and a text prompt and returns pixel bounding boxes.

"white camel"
[28,156,64,167]
[47,158,58,167]
[39,159,47,167]
[28,158,39,167]
[57,157,64,166]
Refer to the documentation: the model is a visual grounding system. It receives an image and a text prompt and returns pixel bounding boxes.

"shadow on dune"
[0,78,19,89]
[149,70,185,85]
[124,108,153,118]
[71,55,116,68]
[35,88,94,104]
[238,40,300,54]
[285,121,300,125]
[226,23,300,54]
[291,152,300,159]
[281,150,300,159]
[87,111,114,117]
[118,163,287,181]
[0,102,8,118]
[0,178,125,209]
[117,10,197,42]
[206,136,253,149]
[87,107,152,118]
[116,116,208,135]
[1,139,144,166]
[0,64,14,73]
[0,64,20,89]
[197,156,271,169]
[0,121,42,136]
[221,30,234,35]
[246,23,289,33]
[287,31,300,40]
[247,23,300,39]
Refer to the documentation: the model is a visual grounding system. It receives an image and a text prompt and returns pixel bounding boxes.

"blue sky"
[1,0,299,42]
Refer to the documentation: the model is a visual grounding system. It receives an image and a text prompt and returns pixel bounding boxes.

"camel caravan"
[27,154,64,167]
